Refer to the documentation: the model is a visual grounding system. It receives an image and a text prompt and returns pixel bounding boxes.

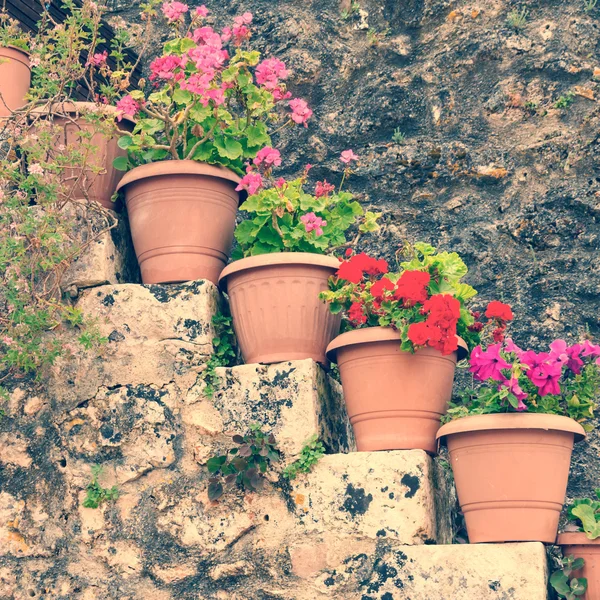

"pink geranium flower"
[235,172,263,196]
[340,149,359,164]
[253,146,281,168]
[315,180,335,198]
[469,343,512,381]
[90,50,108,67]
[29,163,44,176]
[194,5,208,18]
[255,58,289,90]
[289,98,313,127]
[149,55,182,81]
[162,1,189,22]
[300,212,327,236]
[115,95,140,121]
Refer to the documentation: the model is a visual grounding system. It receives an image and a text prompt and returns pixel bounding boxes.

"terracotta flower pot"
[558,532,600,599]
[219,252,341,364]
[117,160,241,285]
[325,327,468,453]
[0,46,31,117]
[437,414,586,543]
[40,102,133,210]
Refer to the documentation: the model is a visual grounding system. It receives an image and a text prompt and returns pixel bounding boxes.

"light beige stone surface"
[48,280,221,407]
[291,542,549,600]
[187,359,355,464]
[292,450,448,544]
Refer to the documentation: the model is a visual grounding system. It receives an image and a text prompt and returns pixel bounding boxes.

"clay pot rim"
[0,44,31,64]
[557,532,600,545]
[116,159,242,194]
[218,252,341,292]
[436,413,586,443]
[325,326,469,362]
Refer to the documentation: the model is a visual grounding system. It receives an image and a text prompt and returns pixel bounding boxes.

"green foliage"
[82,466,119,509]
[550,555,587,599]
[200,312,238,398]
[555,91,576,110]
[0,11,30,51]
[367,28,390,47]
[341,1,361,20]
[115,39,292,174]
[206,425,280,501]
[392,128,406,144]
[507,8,528,30]
[283,435,325,480]
[234,174,380,258]
[567,490,600,539]
[583,0,598,13]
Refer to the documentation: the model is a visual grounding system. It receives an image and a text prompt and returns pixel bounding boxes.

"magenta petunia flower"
[469,343,512,382]
[527,361,562,397]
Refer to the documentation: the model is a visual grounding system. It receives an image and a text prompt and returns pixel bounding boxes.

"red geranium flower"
[370,277,395,300]
[336,253,388,284]
[485,301,513,321]
[408,322,429,346]
[394,270,430,305]
[348,301,367,325]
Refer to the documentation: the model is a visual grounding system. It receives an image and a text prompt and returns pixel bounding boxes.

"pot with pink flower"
[320,242,488,452]
[437,336,600,543]
[219,152,381,365]
[113,3,311,284]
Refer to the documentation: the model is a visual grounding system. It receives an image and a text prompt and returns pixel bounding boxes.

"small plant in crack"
[206,424,280,501]
[82,465,119,509]
[283,435,325,480]
[201,312,238,398]
[341,1,360,20]
[507,7,528,30]
[583,0,598,13]
[392,127,406,144]
[555,91,576,109]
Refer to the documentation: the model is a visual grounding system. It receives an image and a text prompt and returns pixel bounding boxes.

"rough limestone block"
[184,359,355,464]
[292,450,449,545]
[61,206,140,291]
[291,542,549,600]
[48,280,220,408]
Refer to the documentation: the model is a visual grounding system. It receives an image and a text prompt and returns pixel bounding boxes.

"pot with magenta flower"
[220,150,382,365]
[113,5,312,284]
[437,337,600,543]
[321,242,490,453]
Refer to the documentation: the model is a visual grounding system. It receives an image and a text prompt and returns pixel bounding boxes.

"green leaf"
[208,481,223,501]
[113,156,129,171]
[452,282,478,301]
[550,571,571,595]
[148,89,170,104]
[206,455,227,473]
[414,242,436,256]
[245,123,271,149]
[214,136,243,160]
[173,88,192,105]
[117,135,132,150]
[358,211,381,233]
[572,505,600,539]
[189,104,212,123]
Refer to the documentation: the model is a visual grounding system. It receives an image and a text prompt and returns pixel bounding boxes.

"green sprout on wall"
[82,466,119,509]
[392,128,406,144]
[507,8,528,30]
[283,435,325,480]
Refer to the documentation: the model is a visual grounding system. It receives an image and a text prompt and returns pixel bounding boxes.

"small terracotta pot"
[117,160,241,285]
[325,327,468,453]
[558,532,600,599]
[0,46,31,117]
[219,252,341,364]
[36,102,133,210]
[437,414,586,543]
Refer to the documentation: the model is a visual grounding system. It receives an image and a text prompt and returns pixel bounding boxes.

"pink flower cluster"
[236,172,263,196]
[115,95,140,121]
[340,149,359,164]
[232,12,253,45]
[300,212,327,236]
[255,58,291,101]
[162,1,189,22]
[289,98,313,127]
[253,146,281,168]
[469,338,600,409]
[315,180,335,198]
[89,50,108,67]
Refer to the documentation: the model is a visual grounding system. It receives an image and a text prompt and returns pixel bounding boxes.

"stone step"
[284,541,549,600]
[292,450,452,545]
[48,280,221,409]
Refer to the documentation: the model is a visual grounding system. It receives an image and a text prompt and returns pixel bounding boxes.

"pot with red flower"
[437,336,600,543]
[219,151,381,365]
[113,4,311,284]
[321,242,486,453]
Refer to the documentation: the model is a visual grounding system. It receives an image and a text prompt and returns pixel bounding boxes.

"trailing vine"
[201,312,238,398]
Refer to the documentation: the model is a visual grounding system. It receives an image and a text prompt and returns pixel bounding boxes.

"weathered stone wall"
[107,0,600,498]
